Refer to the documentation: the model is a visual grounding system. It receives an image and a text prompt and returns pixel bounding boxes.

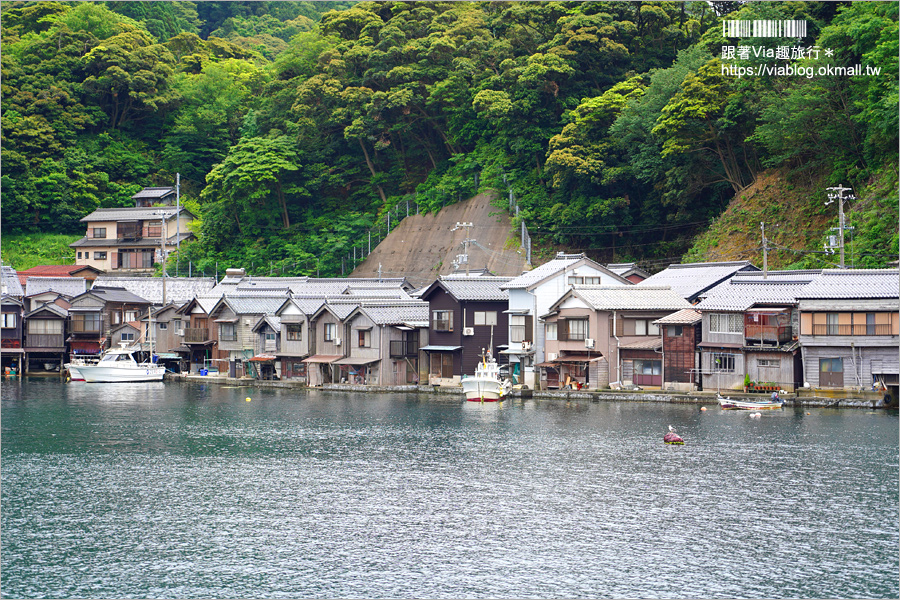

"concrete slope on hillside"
[350,193,528,287]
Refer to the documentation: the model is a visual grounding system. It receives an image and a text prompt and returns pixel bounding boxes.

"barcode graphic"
[723,20,807,38]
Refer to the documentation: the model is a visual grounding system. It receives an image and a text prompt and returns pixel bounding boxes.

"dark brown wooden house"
[419,276,511,386]
[654,308,702,391]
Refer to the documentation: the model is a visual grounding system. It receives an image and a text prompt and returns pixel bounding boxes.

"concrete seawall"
[171,374,890,408]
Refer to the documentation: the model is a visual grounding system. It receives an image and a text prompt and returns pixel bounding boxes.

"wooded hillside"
[2,1,897,275]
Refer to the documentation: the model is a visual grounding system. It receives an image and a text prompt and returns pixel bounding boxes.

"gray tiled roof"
[253,315,282,333]
[276,298,325,317]
[345,287,412,298]
[504,253,624,289]
[25,302,68,318]
[132,187,174,199]
[25,276,87,298]
[358,302,429,325]
[95,276,216,305]
[696,270,822,311]
[606,263,651,278]
[654,308,702,325]
[69,234,193,248]
[1,266,24,297]
[794,269,900,299]
[79,206,191,222]
[435,276,511,301]
[88,286,152,304]
[573,285,692,311]
[638,261,758,300]
[220,295,289,315]
[322,302,358,320]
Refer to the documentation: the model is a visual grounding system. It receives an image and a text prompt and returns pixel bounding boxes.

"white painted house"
[500,253,632,388]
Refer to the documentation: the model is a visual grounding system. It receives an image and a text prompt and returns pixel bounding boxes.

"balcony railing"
[811,324,894,336]
[25,334,65,348]
[744,325,791,343]
[559,332,587,341]
[390,340,419,357]
[184,328,210,343]
[70,321,101,334]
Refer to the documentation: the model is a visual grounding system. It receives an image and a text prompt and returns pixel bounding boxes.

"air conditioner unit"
[176,329,184,336]
[333,337,341,346]
[523,341,532,351]
[462,327,475,336]
[585,338,595,349]
[548,352,557,361]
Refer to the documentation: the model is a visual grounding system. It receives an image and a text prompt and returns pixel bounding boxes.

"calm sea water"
[2,379,897,599]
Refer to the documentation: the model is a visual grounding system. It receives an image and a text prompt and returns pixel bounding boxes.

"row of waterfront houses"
[2,253,898,401]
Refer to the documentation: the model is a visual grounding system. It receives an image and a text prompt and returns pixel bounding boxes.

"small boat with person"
[461,352,511,402]
[717,392,784,410]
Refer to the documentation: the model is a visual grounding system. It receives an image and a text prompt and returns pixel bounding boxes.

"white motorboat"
[461,353,511,402]
[65,355,100,381]
[74,345,165,383]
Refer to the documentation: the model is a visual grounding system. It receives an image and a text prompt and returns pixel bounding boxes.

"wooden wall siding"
[589,358,609,389]
[427,288,461,353]
[801,311,899,336]
[315,314,345,357]
[215,308,241,352]
[349,313,381,363]
[745,352,796,390]
[802,345,899,389]
[460,300,509,376]
[663,324,697,384]
[280,318,308,357]
[701,351,746,391]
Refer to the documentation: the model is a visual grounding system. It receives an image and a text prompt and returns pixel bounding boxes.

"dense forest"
[2,1,897,275]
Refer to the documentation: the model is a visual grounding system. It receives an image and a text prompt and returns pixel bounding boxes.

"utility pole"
[176,173,180,277]
[452,222,474,276]
[159,213,167,306]
[826,185,854,269]
[760,222,767,278]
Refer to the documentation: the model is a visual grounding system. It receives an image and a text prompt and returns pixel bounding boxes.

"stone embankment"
[172,374,890,408]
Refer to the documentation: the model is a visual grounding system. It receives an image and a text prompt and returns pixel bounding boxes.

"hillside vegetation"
[1,1,897,275]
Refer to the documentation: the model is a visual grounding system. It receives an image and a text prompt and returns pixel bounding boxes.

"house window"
[286,323,302,341]
[92,227,106,239]
[265,332,277,344]
[568,276,601,285]
[865,313,876,335]
[667,325,683,337]
[758,359,780,367]
[1,313,16,328]
[219,322,237,341]
[111,312,122,325]
[635,319,660,336]
[121,332,135,342]
[324,322,336,341]
[712,353,736,373]
[473,311,497,326]
[77,252,83,259]
[357,329,371,347]
[147,225,163,238]
[826,313,840,336]
[566,319,588,341]
[159,323,168,330]
[72,313,101,332]
[173,319,182,331]
[709,313,743,334]
[545,322,557,341]
[94,252,107,260]
[432,310,453,332]
[510,315,532,343]
[28,319,63,334]
[430,353,454,378]
[125,311,138,322]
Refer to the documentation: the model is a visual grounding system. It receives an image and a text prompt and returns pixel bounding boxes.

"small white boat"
[74,345,165,383]
[717,394,784,410]
[461,353,511,402]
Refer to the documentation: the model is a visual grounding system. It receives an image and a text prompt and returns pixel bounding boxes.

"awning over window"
[248,354,278,362]
[420,345,462,352]
[334,357,379,366]
[302,354,343,364]
[503,309,531,314]
[214,317,239,323]
[697,342,743,349]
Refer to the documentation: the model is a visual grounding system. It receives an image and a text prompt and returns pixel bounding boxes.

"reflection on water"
[2,379,898,599]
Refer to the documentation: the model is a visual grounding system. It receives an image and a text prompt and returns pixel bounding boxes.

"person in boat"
[771,390,780,402]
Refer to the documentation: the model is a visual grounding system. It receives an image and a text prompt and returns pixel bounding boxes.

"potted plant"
[743,374,751,392]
